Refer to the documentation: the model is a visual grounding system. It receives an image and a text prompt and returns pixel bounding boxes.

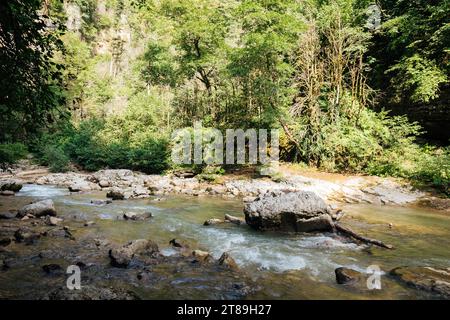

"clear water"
[1,184,449,299]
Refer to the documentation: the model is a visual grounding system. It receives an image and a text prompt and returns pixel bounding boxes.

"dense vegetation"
[0,0,448,194]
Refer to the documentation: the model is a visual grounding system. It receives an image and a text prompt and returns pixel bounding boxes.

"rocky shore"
[2,167,444,208]
[0,197,252,299]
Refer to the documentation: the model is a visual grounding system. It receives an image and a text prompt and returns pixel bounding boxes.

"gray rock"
[18,199,56,218]
[98,180,110,188]
[0,190,15,196]
[109,239,159,268]
[0,211,16,219]
[123,211,152,221]
[45,216,63,226]
[106,188,126,200]
[69,180,100,192]
[244,191,334,232]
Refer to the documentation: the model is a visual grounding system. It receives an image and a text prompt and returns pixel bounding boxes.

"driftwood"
[334,223,394,249]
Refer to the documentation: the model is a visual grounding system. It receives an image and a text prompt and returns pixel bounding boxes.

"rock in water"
[69,181,96,192]
[218,252,238,270]
[224,214,245,225]
[390,266,450,298]
[123,211,152,221]
[169,238,184,248]
[0,211,16,219]
[335,267,363,285]
[106,188,125,200]
[14,228,41,244]
[204,218,224,226]
[192,250,211,263]
[45,216,63,226]
[17,199,56,218]
[42,264,63,275]
[244,191,334,232]
[0,180,23,192]
[109,239,159,268]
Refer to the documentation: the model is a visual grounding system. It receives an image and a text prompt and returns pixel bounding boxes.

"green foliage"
[318,109,423,172]
[42,145,71,173]
[387,54,447,103]
[0,0,66,142]
[36,116,169,174]
[17,0,448,196]
[367,144,450,196]
[415,148,450,195]
[369,0,450,105]
[0,143,28,167]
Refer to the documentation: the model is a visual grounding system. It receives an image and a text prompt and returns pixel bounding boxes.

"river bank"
[1,163,448,211]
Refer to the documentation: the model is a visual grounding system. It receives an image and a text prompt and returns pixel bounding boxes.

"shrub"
[0,143,28,167]
[43,145,70,173]
[128,139,170,174]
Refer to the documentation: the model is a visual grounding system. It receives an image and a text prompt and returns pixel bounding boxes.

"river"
[0,184,449,299]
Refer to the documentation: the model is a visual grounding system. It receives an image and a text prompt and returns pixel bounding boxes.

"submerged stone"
[390,266,450,298]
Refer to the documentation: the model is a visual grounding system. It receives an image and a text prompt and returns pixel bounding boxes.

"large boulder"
[109,239,159,268]
[244,191,334,232]
[69,180,100,192]
[17,199,56,218]
[390,266,450,298]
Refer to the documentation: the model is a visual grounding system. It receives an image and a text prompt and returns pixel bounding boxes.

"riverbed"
[1,184,449,299]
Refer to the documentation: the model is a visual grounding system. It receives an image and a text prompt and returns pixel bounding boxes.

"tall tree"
[0,0,66,142]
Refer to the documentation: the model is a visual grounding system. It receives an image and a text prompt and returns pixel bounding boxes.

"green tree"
[0,0,66,142]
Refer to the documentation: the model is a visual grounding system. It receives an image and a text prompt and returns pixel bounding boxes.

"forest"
[1,0,449,195]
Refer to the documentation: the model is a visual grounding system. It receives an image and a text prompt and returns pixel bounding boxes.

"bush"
[127,139,169,174]
[42,145,70,173]
[0,143,28,167]
[414,147,449,196]
[34,118,170,174]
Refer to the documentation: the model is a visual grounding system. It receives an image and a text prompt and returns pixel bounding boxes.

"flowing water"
[1,184,449,299]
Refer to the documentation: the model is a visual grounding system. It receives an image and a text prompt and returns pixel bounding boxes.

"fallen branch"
[334,223,394,249]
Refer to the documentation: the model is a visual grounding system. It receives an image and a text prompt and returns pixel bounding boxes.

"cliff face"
[61,0,146,118]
